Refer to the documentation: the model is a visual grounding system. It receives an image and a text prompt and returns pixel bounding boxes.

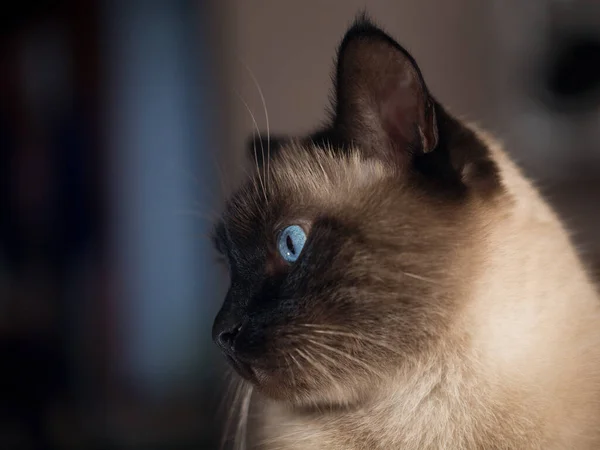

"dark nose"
[215,322,242,355]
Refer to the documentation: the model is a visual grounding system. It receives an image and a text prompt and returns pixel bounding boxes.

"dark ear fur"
[333,16,437,165]
[330,15,501,194]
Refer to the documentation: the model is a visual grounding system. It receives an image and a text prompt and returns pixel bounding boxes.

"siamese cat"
[212,16,600,449]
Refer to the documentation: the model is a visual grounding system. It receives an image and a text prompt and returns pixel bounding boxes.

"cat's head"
[212,17,504,408]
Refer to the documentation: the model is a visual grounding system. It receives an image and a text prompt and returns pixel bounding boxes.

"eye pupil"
[277,225,307,263]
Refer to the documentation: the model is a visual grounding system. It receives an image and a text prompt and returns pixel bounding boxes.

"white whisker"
[296,347,338,387]
[221,378,245,450]
[289,352,304,383]
[305,338,377,375]
[402,271,441,285]
[242,61,271,194]
[235,384,254,450]
[234,91,268,204]
[298,325,403,357]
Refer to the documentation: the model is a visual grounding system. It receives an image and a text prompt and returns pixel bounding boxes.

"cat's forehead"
[270,143,390,193]
[224,143,392,232]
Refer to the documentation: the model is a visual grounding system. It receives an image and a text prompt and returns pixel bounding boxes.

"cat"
[212,15,600,450]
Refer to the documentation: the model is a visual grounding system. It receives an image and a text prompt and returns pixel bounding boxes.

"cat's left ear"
[332,19,438,165]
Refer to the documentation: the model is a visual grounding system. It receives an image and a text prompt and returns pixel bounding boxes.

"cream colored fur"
[249,130,600,450]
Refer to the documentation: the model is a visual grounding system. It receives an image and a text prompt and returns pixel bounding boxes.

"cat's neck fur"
[254,131,600,450]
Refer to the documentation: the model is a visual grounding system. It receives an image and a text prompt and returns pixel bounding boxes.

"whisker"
[234,90,268,204]
[301,343,341,373]
[402,271,441,285]
[289,352,303,381]
[296,348,338,387]
[221,377,245,450]
[253,132,268,204]
[241,61,271,194]
[297,325,403,357]
[305,338,377,375]
[235,384,254,450]
[217,370,236,417]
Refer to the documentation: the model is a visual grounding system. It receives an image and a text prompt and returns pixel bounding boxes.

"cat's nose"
[215,322,243,355]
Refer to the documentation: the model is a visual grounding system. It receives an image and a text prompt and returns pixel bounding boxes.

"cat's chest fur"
[256,363,544,450]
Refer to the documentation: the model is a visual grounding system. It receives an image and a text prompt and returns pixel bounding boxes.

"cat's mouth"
[213,319,262,382]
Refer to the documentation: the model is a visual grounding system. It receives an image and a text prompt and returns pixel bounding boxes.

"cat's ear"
[246,134,288,168]
[333,18,438,165]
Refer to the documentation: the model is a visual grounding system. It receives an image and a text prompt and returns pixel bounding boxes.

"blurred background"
[0,0,599,448]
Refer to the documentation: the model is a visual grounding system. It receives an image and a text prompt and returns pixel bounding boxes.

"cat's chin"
[226,354,258,383]
[241,368,368,410]
[234,366,293,399]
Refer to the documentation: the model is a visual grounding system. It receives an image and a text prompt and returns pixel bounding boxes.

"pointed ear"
[246,134,288,168]
[333,19,438,164]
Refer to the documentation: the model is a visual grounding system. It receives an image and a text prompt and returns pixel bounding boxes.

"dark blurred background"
[0,1,599,448]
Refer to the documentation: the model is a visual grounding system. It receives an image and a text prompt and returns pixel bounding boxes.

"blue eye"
[277,225,307,263]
